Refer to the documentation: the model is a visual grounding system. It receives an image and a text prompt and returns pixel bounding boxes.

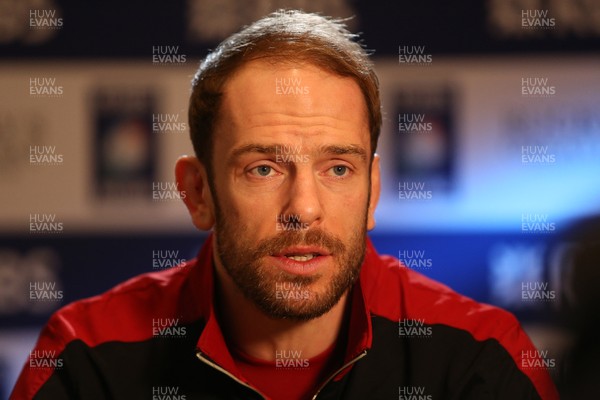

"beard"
[213,207,368,321]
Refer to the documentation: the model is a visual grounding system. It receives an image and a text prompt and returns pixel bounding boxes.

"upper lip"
[274,246,331,257]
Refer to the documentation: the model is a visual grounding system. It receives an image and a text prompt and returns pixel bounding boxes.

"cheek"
[324,193,369,234]
[330,182,369,212]
[220,184,283,233]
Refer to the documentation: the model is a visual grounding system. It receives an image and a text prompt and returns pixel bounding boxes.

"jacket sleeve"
[11,313,75,399]
[455,320,559,400]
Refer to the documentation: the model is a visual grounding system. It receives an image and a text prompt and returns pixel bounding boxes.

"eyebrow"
[231,143,368,161]
[231,144,279,158]
[318,144,367,161]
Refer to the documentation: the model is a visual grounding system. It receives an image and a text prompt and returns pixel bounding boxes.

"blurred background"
[1,0,599,397]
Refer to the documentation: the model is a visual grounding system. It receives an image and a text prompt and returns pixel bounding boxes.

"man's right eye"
[250,165,274,177]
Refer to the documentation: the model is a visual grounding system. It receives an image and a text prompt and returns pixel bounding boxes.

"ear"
[175,156,215,230]
[367,154,381,231]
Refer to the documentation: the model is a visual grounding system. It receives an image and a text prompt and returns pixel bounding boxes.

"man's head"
[176,10,382,321]
[188,10,381,177]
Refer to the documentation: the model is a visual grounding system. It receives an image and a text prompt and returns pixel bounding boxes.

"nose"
[282,165,323,228]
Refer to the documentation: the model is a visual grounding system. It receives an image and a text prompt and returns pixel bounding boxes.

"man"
[13,10,558,399]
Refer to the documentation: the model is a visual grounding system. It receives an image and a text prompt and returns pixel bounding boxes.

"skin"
[176,60,381,361]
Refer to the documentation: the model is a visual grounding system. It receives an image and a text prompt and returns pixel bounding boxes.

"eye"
[250,165,276,177]
[330,165,349,176]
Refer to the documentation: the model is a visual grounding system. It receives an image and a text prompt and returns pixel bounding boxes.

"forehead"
[217,59,369,139]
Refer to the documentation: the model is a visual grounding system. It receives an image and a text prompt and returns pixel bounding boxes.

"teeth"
[286,254,316,262]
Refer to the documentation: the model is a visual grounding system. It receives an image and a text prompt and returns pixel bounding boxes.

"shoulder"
[12,260,202,399]
[360,247,558,399]
[361,247,522,343]
[45,260,197,348]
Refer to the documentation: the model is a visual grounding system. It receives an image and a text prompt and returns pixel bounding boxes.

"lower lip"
[268,255,332,275]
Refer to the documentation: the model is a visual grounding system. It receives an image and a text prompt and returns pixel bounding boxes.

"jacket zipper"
[196,350,267,399]
[311,349,368,400]
[197,349,368,400]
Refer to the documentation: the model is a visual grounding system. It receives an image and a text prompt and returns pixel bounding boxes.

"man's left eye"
[331,165,348,176]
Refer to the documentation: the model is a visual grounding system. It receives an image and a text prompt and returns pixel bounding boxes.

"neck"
[213,256,350,362]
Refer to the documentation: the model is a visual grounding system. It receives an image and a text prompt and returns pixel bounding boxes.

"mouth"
[285,254,318,262]
[270,246,332,274]
[274,246,331,260]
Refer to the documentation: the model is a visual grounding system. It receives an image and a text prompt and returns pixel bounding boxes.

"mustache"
[250,228,346,259]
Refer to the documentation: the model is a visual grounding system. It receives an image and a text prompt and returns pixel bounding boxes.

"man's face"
[209,60,378,320]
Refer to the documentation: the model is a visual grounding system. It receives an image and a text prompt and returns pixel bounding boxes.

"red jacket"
[12,235,559,399]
